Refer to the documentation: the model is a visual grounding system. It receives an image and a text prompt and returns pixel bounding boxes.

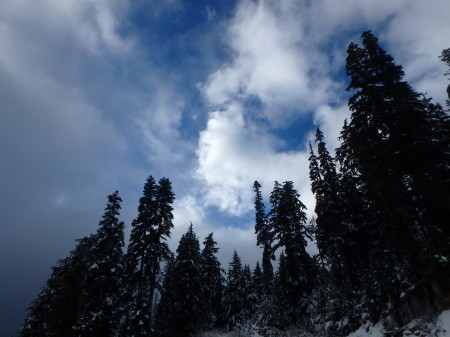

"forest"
[18,32,450,337]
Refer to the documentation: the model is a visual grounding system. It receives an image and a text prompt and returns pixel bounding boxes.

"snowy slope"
[196,310,450,337]
[348,310,450,337]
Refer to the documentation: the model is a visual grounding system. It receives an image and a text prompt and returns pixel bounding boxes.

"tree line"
[19,31,450,337]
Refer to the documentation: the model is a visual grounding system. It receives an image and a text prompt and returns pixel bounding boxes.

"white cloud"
[195,103,314,218]
[201,0,334,125]
[195,0,450,223]
[313,104,352,153]
[306,0,449,104]
[135,86,195,176]
[383,1,449,104]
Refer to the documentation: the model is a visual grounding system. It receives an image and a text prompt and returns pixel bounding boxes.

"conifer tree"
[252,262,265,299]
[201,233,224,328]
[149,178,175,303]
[250,261,276,332]
[309,129,354,288]
[73,191,125,337]
[157,224,206,337]
[154,254,176,337]
[271,251,290,329]
[223,250,244,331]
[19,256,76,337]
[253,181,274,288]
[268,181,314,324]
[241,264,257,320]
[122,176,175,336]
[341,31,450,270]
[441,48,450,105]
[20,193,125,337]
[310,134,374,331]
[19,235,97,337]
[18,281,53,337]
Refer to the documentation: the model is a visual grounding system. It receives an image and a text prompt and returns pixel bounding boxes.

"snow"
[437,310,450,337]
[434,255,448,264]
[198,332,262,337]
[347,310,450,337]
[194,310,450,337]
[197,332,234,337]
[347,322,385,337]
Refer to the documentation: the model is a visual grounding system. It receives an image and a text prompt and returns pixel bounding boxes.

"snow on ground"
[347,322,386,337]
[348,310,450,337]
[196,310,450,337]
[436,310,450,337]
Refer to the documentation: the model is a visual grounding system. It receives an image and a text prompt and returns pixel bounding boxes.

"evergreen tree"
[253,181,274,288]
[309,129,354,289]
[271,251,290,329]
[19,235,97,337]
[201,233,224,328]
[73,191,125,337]
[249,261,276,333]
[223,250,244,331]
[241,264,256,320]
[153,254,176,337]
[441,48,450,105]
[122,177,157,336]
[252,262,265,299]
[156,224,206,337]
[19,257,74,337]
[341,31,450,270]
[268,181,314,324]
[122,176,175,336]
[149,178,175,305]
[18,282,53,337]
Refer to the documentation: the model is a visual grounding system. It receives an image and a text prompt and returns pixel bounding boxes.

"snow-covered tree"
[268,181,315,324]
[122,176,175,336]
[201,233,224,328]
[253,181,274,288]
[19,235,97,337]
[155,224,206,337]
[223,250,245,331]
[73,191,125,337]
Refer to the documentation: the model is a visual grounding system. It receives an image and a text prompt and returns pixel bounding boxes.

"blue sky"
[1,0,449,335]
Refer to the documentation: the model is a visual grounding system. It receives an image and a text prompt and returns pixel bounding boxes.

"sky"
[0,0,449,335]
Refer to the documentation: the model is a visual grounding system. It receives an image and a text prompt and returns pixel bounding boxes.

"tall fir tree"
[253,181,274,289]
[122,176,175,336]
[441,48,450,106]
[309,129,354,289]
[268,181,314,325]
[73,191,125,337]
[19,235,97,337]
[250,261,276,332]
[341,31,450,271]
[201,233,224,328]
[20,192,125,337]
[252,262,265,300]
[153,254,176,337]
[155,224,206,337]
[271,251,290,329]
[223,250,245,331]
[241,264,257,321]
